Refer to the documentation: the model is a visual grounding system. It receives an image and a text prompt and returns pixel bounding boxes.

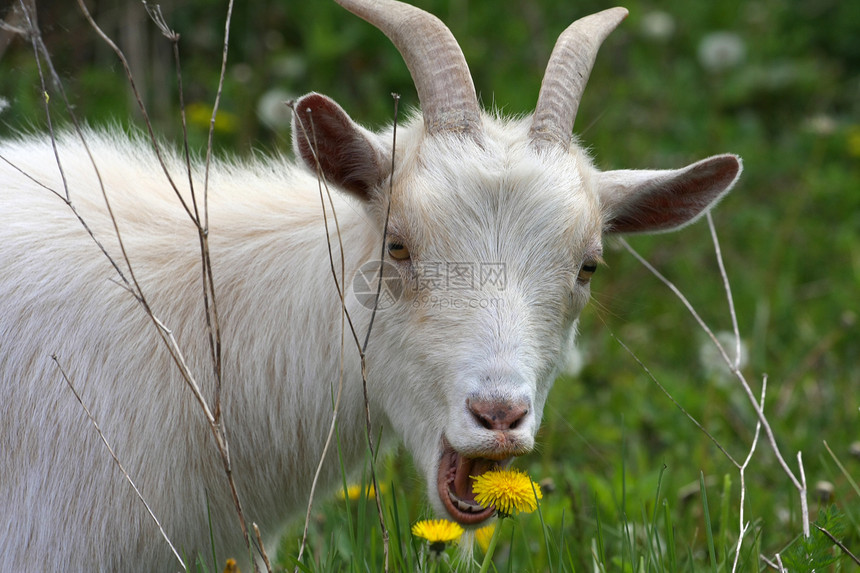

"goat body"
[0,0,741,569]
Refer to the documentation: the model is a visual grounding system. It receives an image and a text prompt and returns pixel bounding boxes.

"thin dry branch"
[141,0,226,427]
[775,553,786,572]
[253,523,274,572]
[16,23,191,562]
[22,1,66,202]
[51,355,185,570]
[0,0,34,59]
[288,94,401,573]
[706,213,742,369]
[610,332,739,466]
[22,3,265,567]
[74,2,266,566]
[361,94,400,352]
[814,524,860,567]
[356,93,401,572]
[618,236,810,538]
[288,103,370,570]
[704,216,810,539]
[75,0,194,222]
[16,0,132,287]
[292,113,349,569]
[731,376,765,573]
[198,0,233,421]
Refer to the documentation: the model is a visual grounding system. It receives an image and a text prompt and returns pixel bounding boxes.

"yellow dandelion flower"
[475,522,496,552]
[186,102,238,134]
[411,519,464,544]
[472,468,543,516]
[222,558,240,573]
[336,482,385,501]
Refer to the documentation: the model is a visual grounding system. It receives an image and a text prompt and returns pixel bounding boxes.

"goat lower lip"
[436,439,500,525]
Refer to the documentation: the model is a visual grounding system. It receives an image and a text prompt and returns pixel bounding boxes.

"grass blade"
[700,472,718,573]
[664,499,677,571]
[718,473,732,567]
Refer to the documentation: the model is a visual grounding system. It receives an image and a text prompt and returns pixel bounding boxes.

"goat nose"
[467,398,530,431]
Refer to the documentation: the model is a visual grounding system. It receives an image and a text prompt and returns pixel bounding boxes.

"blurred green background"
[2,0,858,569]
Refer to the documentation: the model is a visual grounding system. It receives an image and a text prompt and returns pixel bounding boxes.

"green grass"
[271,421,857,571]
[2,0,858,570]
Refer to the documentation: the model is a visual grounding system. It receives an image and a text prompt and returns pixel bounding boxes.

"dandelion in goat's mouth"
[472,468,542,516]
[412,519,464,557]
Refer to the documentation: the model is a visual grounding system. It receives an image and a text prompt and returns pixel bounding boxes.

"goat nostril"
[508,410,527,430]
[468,399,529,432]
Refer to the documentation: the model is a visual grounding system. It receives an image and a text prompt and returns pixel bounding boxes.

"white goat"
[0,0,741,569]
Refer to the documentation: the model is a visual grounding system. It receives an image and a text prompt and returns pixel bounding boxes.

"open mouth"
[436,438,510,524]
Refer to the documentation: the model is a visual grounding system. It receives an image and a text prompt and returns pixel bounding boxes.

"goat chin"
[0,0,742,569]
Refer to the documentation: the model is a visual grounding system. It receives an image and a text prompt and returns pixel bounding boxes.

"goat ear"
[291,92,391,202]
[597,154,742,234]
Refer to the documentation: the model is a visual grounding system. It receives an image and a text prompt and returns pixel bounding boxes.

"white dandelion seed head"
[804,114,838,136]
[257,88,294,129]
[699,331,748,386]
[698,32,746,73]
[640,11,676,42]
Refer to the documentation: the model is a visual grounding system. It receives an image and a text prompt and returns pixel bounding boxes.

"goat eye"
[577,261,598,284]
[387,241,411,261]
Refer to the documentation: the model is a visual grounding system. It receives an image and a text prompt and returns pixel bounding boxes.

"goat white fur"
[0,1,741,569]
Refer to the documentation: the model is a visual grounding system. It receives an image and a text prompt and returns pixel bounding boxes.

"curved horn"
[529,7,628,149]
[335,0,482,137]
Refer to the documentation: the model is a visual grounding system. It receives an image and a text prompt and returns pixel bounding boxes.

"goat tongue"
[452,454,496,503]
[437,439,501,524]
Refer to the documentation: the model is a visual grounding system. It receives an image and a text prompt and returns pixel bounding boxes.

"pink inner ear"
[292,93,388,202]
[606,155,741,234]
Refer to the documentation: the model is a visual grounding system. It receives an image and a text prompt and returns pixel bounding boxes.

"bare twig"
[775,552,785,572]
[619,237,809,537]
[16,10,195,563]
[203,0,234,226]
[16,0,132,286]
[143,2,225,418]
[357,93,401,573]
[707,213,742,368]
[610,332,739,466]
[288,102,359,571]
[361,93,400,352]
[20,1,67,202]
[797,450,809,537]
[299,107,353,570]
[199,0,233,422]
[813,524,860,567]
[142,0,226,430]
[76,2,261,565]
[253,523,274,572]
[51,355,185,570]
[75,0,194,221]
[288,93,400,573]
[0,0,34,59]
[731,376,765,573]
[23,2,262,567]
